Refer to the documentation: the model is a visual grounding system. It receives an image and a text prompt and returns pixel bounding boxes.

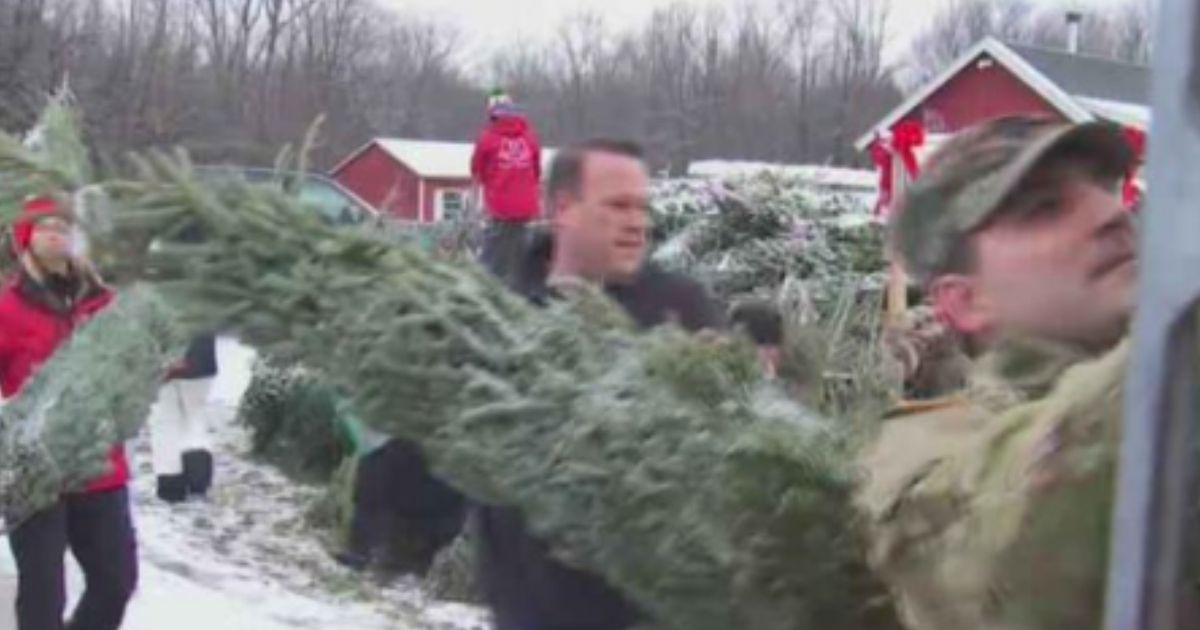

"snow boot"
[182,449,214,497]
[156,473,188,503]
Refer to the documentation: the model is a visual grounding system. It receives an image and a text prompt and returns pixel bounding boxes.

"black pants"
[479,220,530,288]
[8,487,138,630]
[345,439,465,574]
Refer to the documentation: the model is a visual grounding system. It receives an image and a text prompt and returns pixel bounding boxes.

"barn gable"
[332,141,423,220]
[856,37,1149,151]
[898,53,1065,133]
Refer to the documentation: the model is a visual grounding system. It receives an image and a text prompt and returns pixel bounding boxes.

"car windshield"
[196,167,367,226]
[297,178,365,225]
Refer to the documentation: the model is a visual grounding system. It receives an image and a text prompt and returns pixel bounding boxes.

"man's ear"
[550,191,575,230]
[928,274,992,337]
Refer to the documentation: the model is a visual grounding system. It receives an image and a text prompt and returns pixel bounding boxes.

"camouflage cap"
[890,116,1134,286]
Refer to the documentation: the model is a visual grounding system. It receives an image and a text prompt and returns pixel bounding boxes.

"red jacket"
[0,269,128,493]
[471,115,543,222]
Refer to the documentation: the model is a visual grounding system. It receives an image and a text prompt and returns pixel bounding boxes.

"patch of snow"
[687,160,878,191]
[208,337,257,408]
[0,338,490,630]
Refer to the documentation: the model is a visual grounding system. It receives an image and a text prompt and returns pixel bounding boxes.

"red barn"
[331,139,556,222]
[859,37,1149,215]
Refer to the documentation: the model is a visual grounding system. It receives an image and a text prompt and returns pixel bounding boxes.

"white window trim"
[434,188,469,222]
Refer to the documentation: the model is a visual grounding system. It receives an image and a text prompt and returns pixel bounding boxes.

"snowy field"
[0,339,489,630]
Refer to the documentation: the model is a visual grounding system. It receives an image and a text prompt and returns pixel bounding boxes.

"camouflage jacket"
[856,335,1133,630]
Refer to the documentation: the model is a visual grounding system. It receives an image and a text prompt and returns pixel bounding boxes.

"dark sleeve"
[671,275,726,332]
[179,334,218,379]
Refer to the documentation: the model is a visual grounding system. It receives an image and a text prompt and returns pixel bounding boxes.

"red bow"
[869,137,893,217]
[892,120,925,178]
[1122,126,1146,209]
[870,120,926,217]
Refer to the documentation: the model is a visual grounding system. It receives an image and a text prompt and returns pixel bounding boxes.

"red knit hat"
[12,196,73,253]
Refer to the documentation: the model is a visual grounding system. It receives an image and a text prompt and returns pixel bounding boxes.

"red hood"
[490,115,529,137]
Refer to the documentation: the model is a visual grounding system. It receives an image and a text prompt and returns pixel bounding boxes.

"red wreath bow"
[870,120,926,217]
[1122,126,1146,209]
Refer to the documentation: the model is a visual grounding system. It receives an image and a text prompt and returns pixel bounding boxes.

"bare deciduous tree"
[908,0,1153,87]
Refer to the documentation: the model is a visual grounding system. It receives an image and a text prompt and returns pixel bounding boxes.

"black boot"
[182,449,214,497]
[156,474,188,503]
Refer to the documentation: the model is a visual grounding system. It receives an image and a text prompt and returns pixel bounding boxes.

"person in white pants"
[150,334,218,503]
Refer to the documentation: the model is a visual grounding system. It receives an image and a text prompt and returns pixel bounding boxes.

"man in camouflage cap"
[890,115,1135,350]
[855,115,1174,630]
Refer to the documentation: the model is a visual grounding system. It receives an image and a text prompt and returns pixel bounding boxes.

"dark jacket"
[0,265,128,492]
[476,232,725,630]
[176,334,218,379]
[170,220,219,380]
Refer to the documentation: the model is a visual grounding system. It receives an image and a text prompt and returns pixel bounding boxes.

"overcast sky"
[378,0,1122,71]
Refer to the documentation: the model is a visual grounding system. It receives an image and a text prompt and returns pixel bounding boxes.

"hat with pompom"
[486,88,518,117]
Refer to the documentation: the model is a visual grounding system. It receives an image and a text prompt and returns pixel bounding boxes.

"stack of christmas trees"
[651,171,886,310]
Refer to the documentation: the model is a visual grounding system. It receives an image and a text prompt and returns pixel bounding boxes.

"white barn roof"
[335,138,558,180]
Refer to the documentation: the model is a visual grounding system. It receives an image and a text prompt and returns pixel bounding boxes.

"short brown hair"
[729,299,784,346]
[546,139,645,203]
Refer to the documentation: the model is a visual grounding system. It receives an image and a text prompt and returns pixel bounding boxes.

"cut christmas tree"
[105,151,902,630]
[0,285,183,528]
[237,357,355,483]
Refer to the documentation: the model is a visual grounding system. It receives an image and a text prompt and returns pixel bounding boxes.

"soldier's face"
[934,166,1136,351]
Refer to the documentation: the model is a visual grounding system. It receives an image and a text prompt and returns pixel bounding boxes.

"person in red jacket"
[471,89,543,286]
[0,196,138,630]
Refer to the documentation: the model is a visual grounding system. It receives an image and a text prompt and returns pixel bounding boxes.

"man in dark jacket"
[0,196,137,630]
[476,139,724,630]
[471,89,543,285]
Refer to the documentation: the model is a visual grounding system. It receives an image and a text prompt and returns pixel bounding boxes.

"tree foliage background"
[904,0,1155,87]
[0,0,1154,174]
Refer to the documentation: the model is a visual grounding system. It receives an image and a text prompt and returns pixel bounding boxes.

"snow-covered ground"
[0,339,489,630]
[687,160,878,190]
